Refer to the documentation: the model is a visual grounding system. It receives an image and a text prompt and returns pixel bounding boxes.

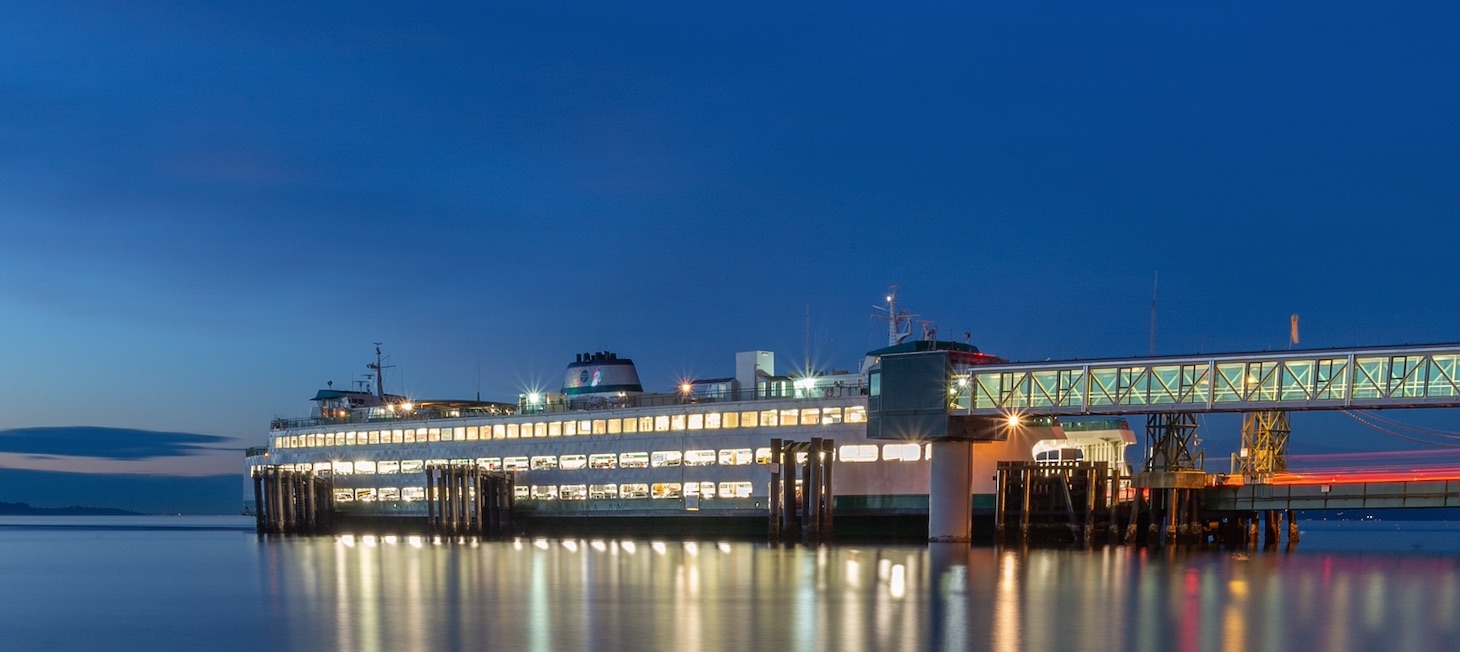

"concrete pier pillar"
[928,439,973,542]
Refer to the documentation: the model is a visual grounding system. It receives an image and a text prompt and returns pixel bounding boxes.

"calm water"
[0,517,1457,651]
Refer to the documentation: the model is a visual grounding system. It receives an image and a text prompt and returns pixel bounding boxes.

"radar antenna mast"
[872,286,916,346]
[366,344,395,399]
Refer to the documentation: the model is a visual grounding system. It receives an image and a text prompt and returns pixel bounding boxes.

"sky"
[2,2,1460,511]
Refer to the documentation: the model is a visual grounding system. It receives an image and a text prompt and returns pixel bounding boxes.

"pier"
[872,343,1460,545]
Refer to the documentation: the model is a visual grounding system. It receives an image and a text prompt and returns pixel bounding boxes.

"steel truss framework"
[1237,411,1290,481]
[1145,413,1204,473]
[953,344,1460,416]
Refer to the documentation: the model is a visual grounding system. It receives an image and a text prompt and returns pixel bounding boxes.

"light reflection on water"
[0,517,1457,651]
[257,533,1460,652]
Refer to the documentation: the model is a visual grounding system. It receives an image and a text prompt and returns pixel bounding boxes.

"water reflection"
[258,537,1460,652]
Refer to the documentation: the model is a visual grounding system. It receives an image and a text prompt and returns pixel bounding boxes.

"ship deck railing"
[270,383,869,431]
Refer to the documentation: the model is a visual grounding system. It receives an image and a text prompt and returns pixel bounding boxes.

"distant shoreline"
[0,501,140,516]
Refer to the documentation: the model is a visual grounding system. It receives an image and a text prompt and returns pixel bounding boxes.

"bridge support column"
[928,439,973,542]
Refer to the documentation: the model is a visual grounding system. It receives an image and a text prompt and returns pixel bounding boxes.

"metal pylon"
[1144,413,1204,472]
[1238,410,1290,483]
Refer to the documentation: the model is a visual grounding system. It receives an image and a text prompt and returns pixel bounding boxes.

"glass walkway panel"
[953,344,1460,416]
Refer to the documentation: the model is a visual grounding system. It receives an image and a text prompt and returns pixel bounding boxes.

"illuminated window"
[839,445,878,462]
[684,481,716,498]
[846,406,867,423]
[741,411,757,428]
[503,457,529,471]
[608,419,622,434]
[425,458,448,467]
[759,410,777,427]
[454,427,466,441]
[368,431,381,445]
[513,486,529,499]
[428,428,441,442]
[333,461,353,475]
[883,443,921,461]
[559,485,587,500]
[401,460,423,473]
[619,452,649,469]
[549,422,562,437]
[379,487,401,501]
[670,414,687,431]
[476,458,501,471]
[560,454,587,471]
[391,429,404,444]
[620,483,649,499]
[531,485,558,500]
[651,451,683,468]
[755,447,772,465]
[345,431,356,446]
[688,413,704,430]
[822,408,843,425]
[705,412,722,429]
[723,412,739,428]
[377,460,400,474]
[530,455,558,470]
[333,489,354,503]
[466,426,479,441]
[589,484,617,499]
[403,429,416,444]
[654,415,670,432]
[685,450,716,466]
[623,418,639,434]
[578,420,592,435]
[592,419,607,435]
[355,460,377,474]
[589,454,617,469]
[313,462,331,473]
[638,416,653,432]
[780,409,799,426]
[563,421,577,436]
[325,433,335,446]
[403,487,426,501]
[718,449,753,466]
[355,488,377,502]
[651,482,682,499]
[416,428,428,441]
[800,408,820,425]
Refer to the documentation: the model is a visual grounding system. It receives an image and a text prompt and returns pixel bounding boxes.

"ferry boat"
[246,290,1135,536]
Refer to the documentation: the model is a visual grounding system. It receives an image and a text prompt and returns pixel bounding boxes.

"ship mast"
[367,344,394,400]
[872,286,915,346]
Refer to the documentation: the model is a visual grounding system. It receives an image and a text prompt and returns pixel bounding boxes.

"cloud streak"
[0,427,232,461]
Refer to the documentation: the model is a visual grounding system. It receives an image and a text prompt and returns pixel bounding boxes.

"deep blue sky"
[3,2,1460,489]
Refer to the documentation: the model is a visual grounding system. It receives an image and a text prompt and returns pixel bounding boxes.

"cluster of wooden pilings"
[994,461,1122,546]
[252,466,334,535]
[1124,471,1211,545]
[424,464,514,537]
[1209,509,1300,549]
[768,437,834,543]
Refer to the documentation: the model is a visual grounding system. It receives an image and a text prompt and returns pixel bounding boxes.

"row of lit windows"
[273,406,868,450]
[265,443,929,477]
[333,481,756,503]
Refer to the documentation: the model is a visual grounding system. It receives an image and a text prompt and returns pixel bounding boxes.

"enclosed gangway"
[951,344,1460,416]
